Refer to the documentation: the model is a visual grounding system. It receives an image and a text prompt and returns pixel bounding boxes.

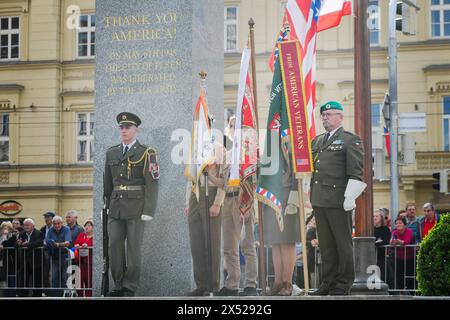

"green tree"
[417,213,450,296]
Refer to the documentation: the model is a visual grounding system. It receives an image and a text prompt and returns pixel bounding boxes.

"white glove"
[141,215,153,222]
[285,190,299,215]
[343,179,367,211]
[343,198,356,211]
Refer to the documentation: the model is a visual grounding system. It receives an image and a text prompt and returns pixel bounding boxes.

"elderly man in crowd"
[420,202,441,240]
[40,212,55,244]
[405,203,421,244]
[46,216,71,297]
[65,210,85,247]
[40,211,55,293]
[17,218,43,297]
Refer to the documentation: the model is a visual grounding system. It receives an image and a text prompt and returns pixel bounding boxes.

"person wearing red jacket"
[73,220,93,297]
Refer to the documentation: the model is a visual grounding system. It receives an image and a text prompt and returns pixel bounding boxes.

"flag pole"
[283,25,310,295]
[199,70,214,296]
[248,18,267,296]
[296,174,310,294]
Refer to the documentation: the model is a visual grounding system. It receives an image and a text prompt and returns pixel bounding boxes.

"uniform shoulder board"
[343,130,356,136]
[108,143,121,150]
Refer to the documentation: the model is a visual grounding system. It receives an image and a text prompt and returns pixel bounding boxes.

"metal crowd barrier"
[260,244,419,295]
[377,244,420,295]
[1,242,418,297]
[0,246,93,298]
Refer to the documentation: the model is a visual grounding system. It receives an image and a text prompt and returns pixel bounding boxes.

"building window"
[0,113,9,163]
[77,14,95,58]
[0,17,20,60]
[77,112,94,162]
[368,0,380,46]
[225,7,238,52]
[443,96,450,151]
[431,0,450,38]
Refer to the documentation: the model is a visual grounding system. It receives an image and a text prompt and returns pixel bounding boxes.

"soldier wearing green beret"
[309,101,366,296]
[103,112,159,297]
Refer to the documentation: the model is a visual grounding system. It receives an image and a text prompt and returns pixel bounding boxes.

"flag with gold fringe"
[184,84,214,201]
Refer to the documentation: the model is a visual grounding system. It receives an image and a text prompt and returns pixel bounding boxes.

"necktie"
[323,132,330,146]
[124,145,129,154]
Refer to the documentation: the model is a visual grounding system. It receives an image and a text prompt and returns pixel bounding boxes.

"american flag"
[285,0,322,140]
[269,0,352,139]
[297,158,310,166]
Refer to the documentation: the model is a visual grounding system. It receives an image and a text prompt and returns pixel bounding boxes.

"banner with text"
[278,41,313,174]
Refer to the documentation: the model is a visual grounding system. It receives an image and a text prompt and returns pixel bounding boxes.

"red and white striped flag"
[285,0,322,139]
[269,0,352,139]
[317,0,352,32]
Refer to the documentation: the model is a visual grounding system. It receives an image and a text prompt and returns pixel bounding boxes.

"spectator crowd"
[297,201,442,295]
[0,201,444,297]
[0,210,93,297]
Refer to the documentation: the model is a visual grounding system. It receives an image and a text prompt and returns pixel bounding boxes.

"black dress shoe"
[216,287,239,296]
[329,288,348,296]
[241,287,258,296]
[122,288,135,297]
[108,289,124,297]
[309,287,330,296]
[186,288,207,296]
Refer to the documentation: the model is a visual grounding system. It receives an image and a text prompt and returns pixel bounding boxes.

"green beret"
[116,112,141,127]
[320,101,344,114]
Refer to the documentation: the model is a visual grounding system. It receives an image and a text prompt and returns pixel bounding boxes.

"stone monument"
[93,0,224,296]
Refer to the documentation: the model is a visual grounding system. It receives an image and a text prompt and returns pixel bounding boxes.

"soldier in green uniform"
[103,112,159,297]
[309,101,366,296]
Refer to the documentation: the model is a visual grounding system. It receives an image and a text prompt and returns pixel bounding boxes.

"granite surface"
[93,0,224,296]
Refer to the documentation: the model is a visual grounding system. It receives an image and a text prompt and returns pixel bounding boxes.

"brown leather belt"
[113,185,144,191]
[226,191,240,198]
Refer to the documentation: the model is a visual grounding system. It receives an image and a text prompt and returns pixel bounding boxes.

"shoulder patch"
[148,150,159,180]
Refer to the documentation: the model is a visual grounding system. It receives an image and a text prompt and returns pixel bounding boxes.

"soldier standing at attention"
[217,116,258,296]
[309,101,366,296]
[185,115,227,296]
[104,112,159,297]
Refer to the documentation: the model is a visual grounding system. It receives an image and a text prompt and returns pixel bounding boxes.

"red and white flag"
[268,0,352,139]
[229,48,258,215]
[285,0,322,139]
[184,85,214,201]
[317,0,352,32]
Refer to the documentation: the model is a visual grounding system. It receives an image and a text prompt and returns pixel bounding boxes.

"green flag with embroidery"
[256,58,290,232]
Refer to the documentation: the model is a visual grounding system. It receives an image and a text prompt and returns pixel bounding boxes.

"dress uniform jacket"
[104,140,159,220]
[310,127,364,209]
